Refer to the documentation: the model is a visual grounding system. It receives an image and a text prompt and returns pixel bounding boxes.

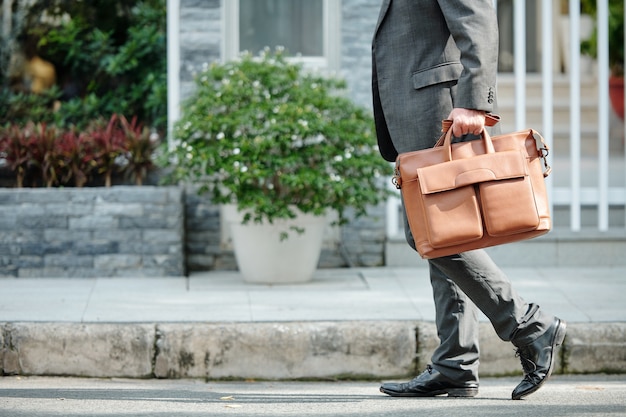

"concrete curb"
[2,321,625,379]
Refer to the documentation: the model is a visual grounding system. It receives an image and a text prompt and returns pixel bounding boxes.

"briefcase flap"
[417,150,529,194]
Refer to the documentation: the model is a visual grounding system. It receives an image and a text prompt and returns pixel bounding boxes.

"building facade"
[169,0,626,270]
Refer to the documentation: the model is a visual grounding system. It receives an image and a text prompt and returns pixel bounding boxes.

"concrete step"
[497,98,599,127]
[496,74,600,142]
[385,228,626,268]
[2,320,624,379]
[496,73,625,157]
[497,73,599,100]
[498,122,601,155]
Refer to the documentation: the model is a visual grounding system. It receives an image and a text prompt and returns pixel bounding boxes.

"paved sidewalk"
[1,266,625,323]
[1,375,625,416]
[1,266,625,379]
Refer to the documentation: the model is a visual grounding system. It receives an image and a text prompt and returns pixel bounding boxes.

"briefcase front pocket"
[416,150,534,249]
[479,176,540,237]
[420,184,483,249]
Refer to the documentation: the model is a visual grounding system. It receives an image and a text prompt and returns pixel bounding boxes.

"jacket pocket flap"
[417,150,528,194]
[412,62,463,90]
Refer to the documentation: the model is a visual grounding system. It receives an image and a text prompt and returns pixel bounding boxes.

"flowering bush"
[160,48,392,226]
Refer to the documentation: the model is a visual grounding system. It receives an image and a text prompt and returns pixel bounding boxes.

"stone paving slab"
[1,267,626,323]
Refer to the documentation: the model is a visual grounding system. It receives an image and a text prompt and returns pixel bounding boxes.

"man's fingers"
[451,124,464,137]
[451,123,482,137]
[447,108,486,137]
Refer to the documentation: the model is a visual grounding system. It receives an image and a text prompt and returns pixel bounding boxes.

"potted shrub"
[581,0,624,118]
[161,48,391,283]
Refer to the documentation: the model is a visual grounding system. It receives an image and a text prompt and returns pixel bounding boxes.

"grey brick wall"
[177,0,381,108]
[184,189,386,272]
[340,0,380,109]
[184,190,237,272]
[0,187,184,277]
[179,0,222,100]
[0,184,385,278]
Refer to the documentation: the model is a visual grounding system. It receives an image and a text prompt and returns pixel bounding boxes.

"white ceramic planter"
[223,204,327,284]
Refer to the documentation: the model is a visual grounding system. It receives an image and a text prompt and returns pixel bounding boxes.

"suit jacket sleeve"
[436,0,498,112]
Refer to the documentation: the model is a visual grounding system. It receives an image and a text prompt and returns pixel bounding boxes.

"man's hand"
[447,108,486,137]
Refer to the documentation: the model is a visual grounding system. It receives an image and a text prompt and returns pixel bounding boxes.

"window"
[223,0,340,70]
[240,0,323,56]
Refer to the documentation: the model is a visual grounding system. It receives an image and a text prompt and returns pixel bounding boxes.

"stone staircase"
[385,72,626,268]
[496,73,603,156]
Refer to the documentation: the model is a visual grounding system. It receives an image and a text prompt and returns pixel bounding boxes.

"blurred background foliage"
[0,0,167,133]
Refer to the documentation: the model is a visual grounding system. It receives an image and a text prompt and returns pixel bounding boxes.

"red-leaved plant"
[30,123,63,187]
[0,114,158,188]
[85,115,128,188]
[0,124,36,187]
[119,115,157,186]
[56,129,97,187]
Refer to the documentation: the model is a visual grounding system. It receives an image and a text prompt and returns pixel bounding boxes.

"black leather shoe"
[380,365,479,397]
[512,318,567,400]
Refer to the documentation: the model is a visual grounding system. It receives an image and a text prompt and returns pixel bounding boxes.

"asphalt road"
[0,374,625,417]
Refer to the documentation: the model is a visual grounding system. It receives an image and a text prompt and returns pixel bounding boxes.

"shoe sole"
[380,387,479,398]
[512,319,567,400]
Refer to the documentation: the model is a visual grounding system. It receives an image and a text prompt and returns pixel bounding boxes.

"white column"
[2,0,12,40]
[167,0,181,147]
[514,0,526,130]
[597,0,610,231]
[569,0,582,231]
[542,0,554,218]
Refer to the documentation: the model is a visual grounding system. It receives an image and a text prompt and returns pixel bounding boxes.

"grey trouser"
[403,206,555,382]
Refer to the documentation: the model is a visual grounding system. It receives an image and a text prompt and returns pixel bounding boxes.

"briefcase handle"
[437,126,495,162]
[438,114,552,178]
[437,113,501,146]
[440,113,501,135]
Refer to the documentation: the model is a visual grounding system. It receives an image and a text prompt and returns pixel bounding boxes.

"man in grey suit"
[372,0,566,400]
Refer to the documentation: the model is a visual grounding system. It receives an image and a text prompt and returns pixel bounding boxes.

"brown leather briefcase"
[393,122,552,259]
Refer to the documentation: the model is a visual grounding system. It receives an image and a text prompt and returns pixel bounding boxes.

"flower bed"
[0,114,157,188]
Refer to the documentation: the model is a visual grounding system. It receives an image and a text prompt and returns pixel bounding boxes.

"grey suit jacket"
[372,0,498,161]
